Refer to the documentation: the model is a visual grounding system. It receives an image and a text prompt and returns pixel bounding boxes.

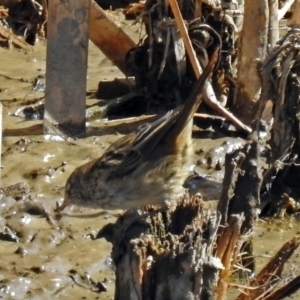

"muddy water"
[0,19,300,300]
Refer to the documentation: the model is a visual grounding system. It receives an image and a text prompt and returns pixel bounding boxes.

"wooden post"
[44,0,90,137]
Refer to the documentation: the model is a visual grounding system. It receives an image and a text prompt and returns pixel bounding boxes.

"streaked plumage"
[56,51,217,212]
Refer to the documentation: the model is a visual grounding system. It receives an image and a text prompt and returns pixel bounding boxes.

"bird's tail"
[170,49,219,139]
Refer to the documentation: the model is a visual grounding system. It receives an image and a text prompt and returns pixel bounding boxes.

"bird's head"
[55,167,86,214]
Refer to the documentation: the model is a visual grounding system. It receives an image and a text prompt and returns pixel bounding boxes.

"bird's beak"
[54,196,71,213]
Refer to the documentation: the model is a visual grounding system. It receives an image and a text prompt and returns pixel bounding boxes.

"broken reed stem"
[216,216,243,299]
[236,237,300,300]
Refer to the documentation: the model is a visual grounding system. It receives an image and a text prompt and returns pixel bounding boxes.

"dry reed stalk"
[236,237,300,300]
[215,216,243,299]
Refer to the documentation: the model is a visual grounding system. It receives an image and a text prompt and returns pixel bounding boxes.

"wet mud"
[0,18,300,300]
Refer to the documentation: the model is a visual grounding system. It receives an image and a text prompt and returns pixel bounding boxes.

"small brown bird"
[56,51,217,212]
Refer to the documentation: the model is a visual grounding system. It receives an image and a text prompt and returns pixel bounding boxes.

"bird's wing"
[91,50,218,181]
[96,110,179,180]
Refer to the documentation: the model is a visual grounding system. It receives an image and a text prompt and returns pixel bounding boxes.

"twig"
[0,24,33,50]
[216,215,243,299]
[202,96,252,133]
[278,0,296,20]
[169,0,202,78]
